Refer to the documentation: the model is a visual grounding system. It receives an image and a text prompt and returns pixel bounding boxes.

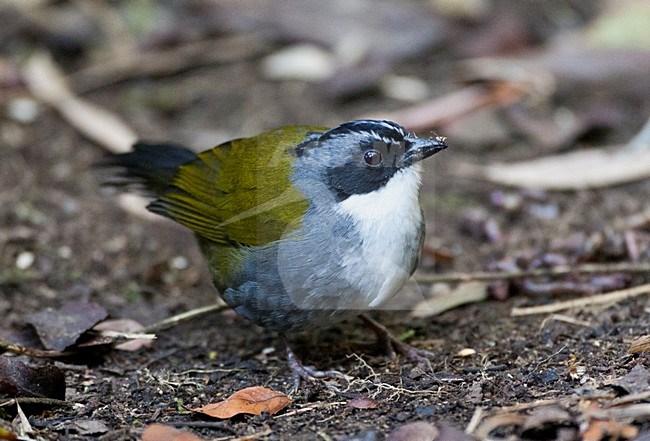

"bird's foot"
[359,313,434,372]
[284,340,345,394]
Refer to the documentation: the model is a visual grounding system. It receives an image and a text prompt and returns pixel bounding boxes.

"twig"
[465,407,485,434]
[414,262,650,284]
[0,338,71,358]
[142,302,229,334]
[588,403,650,421]
[608,390,650,407]
[511,283,650,316]
[276,401,346,418]
[70,35,269,93]
[0,397,73,408]
[213,428,273,441]
[540,314,592,329]
[167,420,235,434]
[366,82,523,131]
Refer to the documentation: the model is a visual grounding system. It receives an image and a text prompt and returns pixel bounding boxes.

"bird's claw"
[285,341,345,394]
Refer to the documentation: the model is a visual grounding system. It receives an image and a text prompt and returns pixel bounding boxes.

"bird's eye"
[363,150,383,167]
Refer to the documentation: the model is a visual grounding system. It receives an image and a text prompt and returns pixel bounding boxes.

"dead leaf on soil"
[141,424,205,441]
[347,396,379,409]
[0,356,65,399]
[628,335,650,354]
[481,116,650,189]
[193,386,292,419]
[26,301,107,351]
[386,421,438,441]
[411,281,488,318]
[612,364,650,395]
[93,319,154,351]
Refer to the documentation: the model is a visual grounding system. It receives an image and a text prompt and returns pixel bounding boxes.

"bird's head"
[295,120,447,202]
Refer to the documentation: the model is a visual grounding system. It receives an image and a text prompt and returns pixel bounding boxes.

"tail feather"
[102,142,197,195]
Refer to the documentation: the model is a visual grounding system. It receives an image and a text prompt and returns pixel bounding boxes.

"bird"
[104,119,447,390]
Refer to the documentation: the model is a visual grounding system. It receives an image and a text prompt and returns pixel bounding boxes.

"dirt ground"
[1,1,650,440]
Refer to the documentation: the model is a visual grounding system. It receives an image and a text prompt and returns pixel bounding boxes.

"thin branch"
[511,283,650,316]
[0,397,73,408]
[0,338,71,358]
[414,262,650,284]
[70,35,269,93]
[142,303,229,334]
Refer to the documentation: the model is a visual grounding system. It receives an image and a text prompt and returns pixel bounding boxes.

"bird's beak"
[401,135,448,167]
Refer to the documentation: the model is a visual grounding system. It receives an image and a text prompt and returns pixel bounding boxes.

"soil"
[1,1,649,440]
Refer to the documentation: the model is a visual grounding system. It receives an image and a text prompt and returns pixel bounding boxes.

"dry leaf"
[141,424,205,441]
[482,146,650,189]
[481,116,650,189]
[628,335,650,354]
[582,419,639,441]
[412,281,488,318]
[193,386,292,419]
[93,319,154,351]
[26,301,107,351]
[347,397,379,409]
[613,364,650,394]
[0,356,65,399]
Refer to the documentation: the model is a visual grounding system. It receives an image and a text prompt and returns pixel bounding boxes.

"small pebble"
[170,255,189,270]
[16,251,35,269]
[380,75,429,102]
[7,97,40,123]
[58,246,72,259]
[456,348,476,357]
[262,44,335,81]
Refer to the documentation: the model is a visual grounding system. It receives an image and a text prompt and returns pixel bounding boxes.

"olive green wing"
[149,126,326,246]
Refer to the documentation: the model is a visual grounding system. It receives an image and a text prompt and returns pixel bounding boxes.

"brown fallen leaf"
[141,424,205,441]
[193,386,292,419]
[628,335,650,354]
[347,397,379,409]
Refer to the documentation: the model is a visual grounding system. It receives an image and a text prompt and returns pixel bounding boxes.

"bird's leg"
[358,313,434,371]
[283,337,344,393]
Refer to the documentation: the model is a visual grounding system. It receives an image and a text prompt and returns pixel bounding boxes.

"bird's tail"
[101,142,197,195]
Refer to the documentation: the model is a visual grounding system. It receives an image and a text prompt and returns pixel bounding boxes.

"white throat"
[335,164,424,308]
